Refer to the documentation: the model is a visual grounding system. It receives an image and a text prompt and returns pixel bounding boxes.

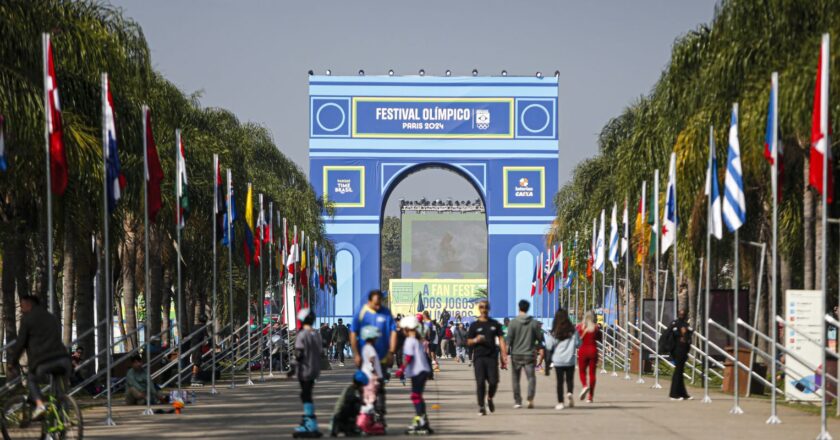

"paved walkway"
[86,359,825,439]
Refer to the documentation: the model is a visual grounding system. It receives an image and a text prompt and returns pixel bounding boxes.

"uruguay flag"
[723,104,746,232]
[661,152,677,253]
[609,203,619,267]
[705,127,723,240]
[103,76,126,214]
[594,210,606,273]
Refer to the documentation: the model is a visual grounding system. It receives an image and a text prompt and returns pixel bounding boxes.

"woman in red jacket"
[576,311,601,403]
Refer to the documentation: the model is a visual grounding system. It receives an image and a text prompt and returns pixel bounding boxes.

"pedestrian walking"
[395,315,434,435]
[292,308,323,438]
[667,309,693,400]
[576,311,601,403]
[544,309,580,410]
[506,299,544,409]
[441,323,453,359]
[467,299,508,415]
[332,319,350,366]
[453,322,468,363]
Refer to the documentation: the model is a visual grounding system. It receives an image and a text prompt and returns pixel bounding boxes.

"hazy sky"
[108,0,717,215]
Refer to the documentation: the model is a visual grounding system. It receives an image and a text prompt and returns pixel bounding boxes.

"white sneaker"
[579,386,589,401]
[513,404,522,409]
[339,362,345,367]
[670,397,684,401]
[555,403,565,410]
[566,392,574,408]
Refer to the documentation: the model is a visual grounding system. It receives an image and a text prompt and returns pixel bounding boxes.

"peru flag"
[44,34,68,195]
[810,34,833,203]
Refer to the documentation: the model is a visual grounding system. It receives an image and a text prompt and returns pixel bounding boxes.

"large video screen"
[401,212,487,278]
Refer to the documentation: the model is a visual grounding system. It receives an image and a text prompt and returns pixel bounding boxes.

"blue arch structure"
[309,75,558,317]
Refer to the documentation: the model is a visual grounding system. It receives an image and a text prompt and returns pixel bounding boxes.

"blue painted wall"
[309,76,559,318]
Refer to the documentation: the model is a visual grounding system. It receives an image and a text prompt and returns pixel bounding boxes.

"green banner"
[388,278,487,322]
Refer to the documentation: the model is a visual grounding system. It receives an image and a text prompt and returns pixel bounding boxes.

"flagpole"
[673,155,679,320]
[246,183,254,386]
[612,248,618,377]
[637,181,646,384]
[175,128,183,394]
[258,193,265,384]
[730,103,744,415]
[653,169,662,389]
[574,231,579,323]
[767,73,781,423]
[211,153,219,396]
[818,33,830,440]
[100,73,116,426]
[624,197,631,380]
[227,169,236,389]
[268,202,274,377]
[42,33,56,316]
[142,106,154,416]
[703,126,713,404]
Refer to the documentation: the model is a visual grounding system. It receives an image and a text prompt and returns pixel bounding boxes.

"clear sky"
[108,0,717,215]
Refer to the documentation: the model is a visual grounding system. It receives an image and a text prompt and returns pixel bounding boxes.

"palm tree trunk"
[815,202,824,290]
[61,211,76,346]
[161,264,173,349]
[74,235,95,376]
[804,159,815,290]
[1,232,25,353]
[120,216,138,350]
[149,224,164,345]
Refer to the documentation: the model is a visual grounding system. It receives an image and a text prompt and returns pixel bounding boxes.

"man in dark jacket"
[332,319,350,366]
[505,300,544,409]
[668,309,693,400]
[10,295,71,419]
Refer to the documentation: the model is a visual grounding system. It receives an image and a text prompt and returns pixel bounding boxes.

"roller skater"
[358,325,386,435]
[292,308,324,438]
[329,371,367,437]
[395,316,434,436]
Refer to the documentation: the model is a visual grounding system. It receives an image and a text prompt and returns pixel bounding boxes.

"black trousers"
[473,355,499,407]
[300,379,315,404]
[28,356,71,403]
[335,342,346,363]
[554,366,574,402]
[669,350,689,398]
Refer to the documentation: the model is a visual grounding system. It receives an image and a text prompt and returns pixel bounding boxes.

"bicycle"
[0,366,83,440]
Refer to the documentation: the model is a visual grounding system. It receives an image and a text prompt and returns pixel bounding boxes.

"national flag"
[214,155,226,241]
[810,34,833,203]
[265,205,273,245]
[765,73,783,201]
[530,261,538,296]
[545,244,561,290]
[286,231,299,279]
[222,170,236,247]
[300,240,308,288]
[243,183,255,266]
[647,176,657,258]
[621,199,628,257]
[609,203,619,267]
[103,77,127,214]
[705,127,723,240]
[176,133,189,229]
[44,34,68,195]
[594,210,605,273]
[0,115,7,172]
[586,221,595,281]
[253,193,264,265]
[661,152,677,253]
[144,108,164,222]
[544,252,554,294]
[634,182,648,266]
[723,104,746,232]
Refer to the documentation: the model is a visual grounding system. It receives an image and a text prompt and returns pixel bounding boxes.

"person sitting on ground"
[9,295,71,420]
[329,371,367,437]
[126,354,167,405]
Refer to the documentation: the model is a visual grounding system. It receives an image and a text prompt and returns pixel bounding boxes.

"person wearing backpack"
[544,309,581,410]
[667,309,693,400]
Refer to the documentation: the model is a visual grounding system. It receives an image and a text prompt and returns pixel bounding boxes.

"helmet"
[353,370,369,386]
[297,308,315,325]
[400,315,419,330]
[360,325,381,341]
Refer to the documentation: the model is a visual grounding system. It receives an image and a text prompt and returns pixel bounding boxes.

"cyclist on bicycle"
[9,295,71,420]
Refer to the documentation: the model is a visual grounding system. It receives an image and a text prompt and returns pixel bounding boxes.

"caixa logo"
[475,109,490,130]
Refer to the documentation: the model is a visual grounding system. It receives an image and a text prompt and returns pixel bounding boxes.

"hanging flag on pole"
[176,135,189,229]
[214,157,226,241]
[621,199,628,258]
[635,181,648,266]
[586,220,595,281]
[609,203,619,267]
[530,260,538,297]
[45,34,68,195]
[647,179,657,258]
[810,34,833,203]
[254,193,265,266]
[103,76,127,214]
[222,171,235,247]
[286,231,299,279]
[594,210,605,273]
[243,184,255,266]
[765,73,783,201]
[723,104,746,232]
[661,152,677,253]
[706,127,723,240]
[0,115,7,172]
[144,108,164,222]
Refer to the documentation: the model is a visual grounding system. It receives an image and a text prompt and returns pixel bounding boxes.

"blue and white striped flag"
[595,209,606,273]
[609,203,619,267]
[705,127,723,239]
[723,104,746,232]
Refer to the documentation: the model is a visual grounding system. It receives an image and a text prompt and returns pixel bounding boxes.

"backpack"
[658,324,677,354]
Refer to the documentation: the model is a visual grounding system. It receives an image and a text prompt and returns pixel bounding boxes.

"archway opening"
[380,166,488,324]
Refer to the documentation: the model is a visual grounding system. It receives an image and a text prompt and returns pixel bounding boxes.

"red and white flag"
[44,34,68,195]
[810,33,834,203]
[144,107,164,222]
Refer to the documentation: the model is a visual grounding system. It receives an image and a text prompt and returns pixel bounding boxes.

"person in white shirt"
[395,316,433,435]
[358,326,385,435]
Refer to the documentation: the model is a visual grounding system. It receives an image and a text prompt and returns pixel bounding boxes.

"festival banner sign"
[785,289,824,402]
[389,278,487,323]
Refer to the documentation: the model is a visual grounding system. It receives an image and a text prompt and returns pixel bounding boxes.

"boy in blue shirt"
[351,290,397,425]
